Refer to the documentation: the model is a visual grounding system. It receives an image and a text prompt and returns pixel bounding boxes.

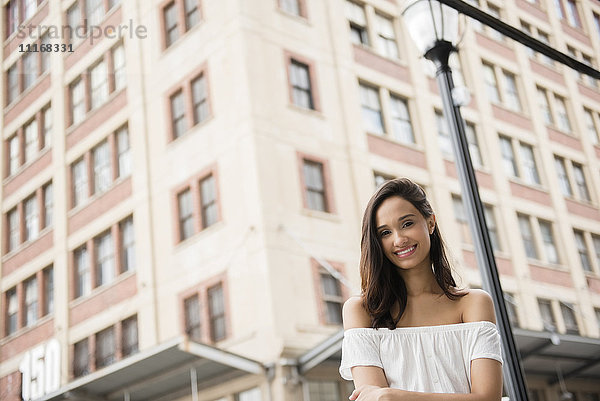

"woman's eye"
[379,230,391,237]
[402,221,414,228]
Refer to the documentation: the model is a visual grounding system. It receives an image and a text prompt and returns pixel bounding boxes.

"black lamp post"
[401,2,529,401]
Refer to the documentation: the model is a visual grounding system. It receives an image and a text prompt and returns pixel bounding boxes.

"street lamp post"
[401,2,529,401]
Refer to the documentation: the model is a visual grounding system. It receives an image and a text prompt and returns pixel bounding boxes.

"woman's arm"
[343,297,390,389]
[351,359,502,401]
[349,290,503,401]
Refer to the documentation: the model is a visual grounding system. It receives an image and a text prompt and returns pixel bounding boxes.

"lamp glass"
[402,0,459,54]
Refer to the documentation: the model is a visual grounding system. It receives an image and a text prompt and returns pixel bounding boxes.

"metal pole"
[425,40,529,401]
[190,367,199,401]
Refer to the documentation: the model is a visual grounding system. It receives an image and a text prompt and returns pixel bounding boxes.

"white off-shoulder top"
[339,321,503,394]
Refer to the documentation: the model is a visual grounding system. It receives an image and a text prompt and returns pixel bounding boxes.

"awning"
[514,327,600,383]
[39,337,266,401]
[298,327,600,383]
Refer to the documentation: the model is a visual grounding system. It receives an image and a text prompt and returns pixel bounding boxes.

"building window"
[24,195,39,242]
[8,135,19,175]
[537,87,553,125]
[554,96,571,133]
[200,174,218,228]
[484,205,501,252]
[500,136,541,185]
[22,52,38,91]
[95,327,116,369]
[280,0,302,17]
[303,159,328,212]
[584,109,600,145]
[504,293,520,328]
[116,125,131,178]
[86,0,105,27]
[572,163,591,201]
[43,182,53,229]
[5,0,19,38]
[67,3,82,46]
[184,295,202,341]
[539,220,559,264]
[7,208,19,252]
[183,0,200,30]
[518,214,538,259]
[44,266,54,315]
[6,288,18,336]
[346,1,369,46]
[554,156,572,196]
[208,283,226,342]
[95,231,115,287]
[72,158,89,207]
[121,315,139,357]
[112,44,126,92]
[374,171,394,189]
[68,48,126,127]
[24,276,38,327]
[74,246,91,299]
[574,230,592,272]
[519,143,541,185]
[452,195,472,246]
[70,79,85,126]
[360,84,384,135]
[42,105,52,150]
[503,72,521,112]
[177,188,194,241]
[191,74,208,125]
[90,61,109,110]
[120,218,135,273]
[93,141,111,194]
[593,235,600,273]
[482,63,500,104]
[375,14,398,59]
[7,63,19,104]
[560,302,579,334]
[163,2,180,47]
[482,62,522,111]
[73,339,90,377]
[170,90,187,138]
[24,118,39,164]
[40,34,51,74]
[320,269,344,325]
[553,156,592,203]
[289,59,314,110]
[564,0,581,28]
[389,95,414,143]
[538,298,556,330]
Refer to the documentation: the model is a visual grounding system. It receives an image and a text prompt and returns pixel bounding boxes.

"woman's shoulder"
[459,289,497,324]
[342,295,372,329]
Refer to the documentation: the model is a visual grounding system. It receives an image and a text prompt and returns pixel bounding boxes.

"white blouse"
[339,321,503,394]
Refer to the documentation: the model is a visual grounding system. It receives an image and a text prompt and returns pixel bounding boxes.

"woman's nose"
[393,232,407,246]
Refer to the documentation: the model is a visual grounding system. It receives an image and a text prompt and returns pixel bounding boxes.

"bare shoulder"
[342,296,372,329]
[461,289,497,324]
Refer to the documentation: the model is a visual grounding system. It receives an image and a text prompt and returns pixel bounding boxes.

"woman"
[340,178,503,401]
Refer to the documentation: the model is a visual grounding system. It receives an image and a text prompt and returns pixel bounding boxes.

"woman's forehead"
[375,197,420,222]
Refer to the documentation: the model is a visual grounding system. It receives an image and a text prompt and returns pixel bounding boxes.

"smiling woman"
[340,178,503,401]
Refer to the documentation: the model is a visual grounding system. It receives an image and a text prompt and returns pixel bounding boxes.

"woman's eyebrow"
[376,214,415,230]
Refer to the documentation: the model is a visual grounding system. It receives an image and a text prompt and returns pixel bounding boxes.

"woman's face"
[375,196,435,272]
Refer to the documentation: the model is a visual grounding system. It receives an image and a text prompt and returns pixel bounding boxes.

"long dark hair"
[360,177,464,329]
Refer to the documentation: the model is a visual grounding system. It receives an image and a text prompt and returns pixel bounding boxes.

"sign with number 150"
[19,339,61,401]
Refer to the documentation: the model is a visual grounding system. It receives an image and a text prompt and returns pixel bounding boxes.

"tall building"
[1,0,600,400]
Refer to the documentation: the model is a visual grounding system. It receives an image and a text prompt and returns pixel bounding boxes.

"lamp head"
[402,0,460,55]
